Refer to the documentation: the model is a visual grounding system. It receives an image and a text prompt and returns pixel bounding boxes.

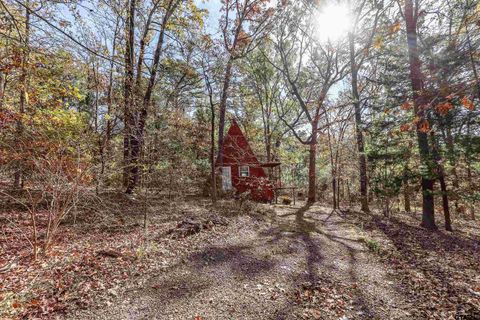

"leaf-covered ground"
[1,197,479,319]
[343,210,480,319]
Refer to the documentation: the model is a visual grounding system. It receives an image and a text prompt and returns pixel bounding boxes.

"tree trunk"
[101,18,119,180]
[439,174,452,231]
[126,0,179,193]
[307,119,318,204]
[404,0,436,230]
[465,21,480,100]
[217,57,234,165]
[402,157,412,212]
[443,125,459,213]
[0,72,6,111]
[203,62,217,203]
[403,171,411,212]
[13,0,30,189]
[332,175,337,209]
[307,141,317,204]
[337,175,341,208]
[466,121,475,220]
[430,132,452,231]
[402,148,412,213]
[349,32,369,213]
[326,120,336,209]
[123,0,136,191]
[210,104,217,203]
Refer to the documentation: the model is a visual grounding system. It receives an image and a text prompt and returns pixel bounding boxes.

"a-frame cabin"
[215,119,274,202]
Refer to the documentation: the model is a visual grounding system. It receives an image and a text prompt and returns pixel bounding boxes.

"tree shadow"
[372,215,480,260]
[270,204,377,319]
[188,244,276,279]
[148,273,212,304]
[369,215,480,315]
[294,204,323,284]
[140,243,278,314]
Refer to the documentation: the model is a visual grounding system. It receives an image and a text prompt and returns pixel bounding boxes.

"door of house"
[221,166,232,191]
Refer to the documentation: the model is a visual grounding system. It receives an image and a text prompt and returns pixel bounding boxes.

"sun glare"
[314,2,352,43]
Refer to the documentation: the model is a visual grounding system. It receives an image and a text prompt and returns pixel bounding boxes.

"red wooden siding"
[216,120,274,202]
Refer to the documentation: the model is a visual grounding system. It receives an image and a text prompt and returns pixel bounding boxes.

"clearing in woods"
[68,202,418,320]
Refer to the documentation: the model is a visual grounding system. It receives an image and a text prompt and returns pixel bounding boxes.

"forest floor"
[1,195,480,319]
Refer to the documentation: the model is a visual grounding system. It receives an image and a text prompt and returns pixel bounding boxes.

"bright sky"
[195,0,222,34]
[313,2,352,43]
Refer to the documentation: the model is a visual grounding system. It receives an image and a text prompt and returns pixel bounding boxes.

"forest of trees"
[2,0,478,228]
[1,0,480,318]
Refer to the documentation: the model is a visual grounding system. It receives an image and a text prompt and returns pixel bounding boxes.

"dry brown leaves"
[0,201,229,319]
[348,211,480,319]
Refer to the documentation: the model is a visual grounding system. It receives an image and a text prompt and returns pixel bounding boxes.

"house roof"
[261,162,281,168]
[216,119,261,166]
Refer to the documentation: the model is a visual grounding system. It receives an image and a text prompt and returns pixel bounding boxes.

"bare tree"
[266,2,348,203]
[123,0,184,193]
[216,0,274,166]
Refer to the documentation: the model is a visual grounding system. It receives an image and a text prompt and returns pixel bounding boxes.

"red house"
[216,120,275,202]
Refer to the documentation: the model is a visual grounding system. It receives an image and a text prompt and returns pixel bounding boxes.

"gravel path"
[68,203,413,320]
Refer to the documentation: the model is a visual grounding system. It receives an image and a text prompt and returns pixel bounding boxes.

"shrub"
[364,238,380,253]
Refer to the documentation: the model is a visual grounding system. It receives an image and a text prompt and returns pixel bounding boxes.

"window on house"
[239,165,250,177]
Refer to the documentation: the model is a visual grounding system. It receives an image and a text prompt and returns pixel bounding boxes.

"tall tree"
[348,0,382,212]
[403,0,437,229]
[216,0,273,166]
[13,0,30,189]
[268,2,348,203]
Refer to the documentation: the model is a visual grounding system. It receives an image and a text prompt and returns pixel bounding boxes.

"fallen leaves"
[345,211,480,319]
[0,201,230,319]
[294,276,358,320]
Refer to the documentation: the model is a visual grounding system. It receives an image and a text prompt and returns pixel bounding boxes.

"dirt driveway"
[68,203,413,320]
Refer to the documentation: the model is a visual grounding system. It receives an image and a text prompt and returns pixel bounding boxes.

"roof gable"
[217,120,260,166]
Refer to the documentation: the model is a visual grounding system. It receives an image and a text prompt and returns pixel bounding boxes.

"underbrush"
[0,195,232,319]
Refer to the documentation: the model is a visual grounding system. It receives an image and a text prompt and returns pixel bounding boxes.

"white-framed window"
[239,165,250,178]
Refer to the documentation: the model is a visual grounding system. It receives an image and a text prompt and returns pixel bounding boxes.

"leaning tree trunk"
[404,0,436,229]
[438,174,452,231]
[465,21,480,99]
[326,121,337,209]
[101,18,119,180]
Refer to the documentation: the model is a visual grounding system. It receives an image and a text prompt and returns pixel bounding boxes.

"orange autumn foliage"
[401,101,412,110]
[436,102,454,115]
[461,96,475,111]
[400,123,411,132]
[418,120,431,133]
